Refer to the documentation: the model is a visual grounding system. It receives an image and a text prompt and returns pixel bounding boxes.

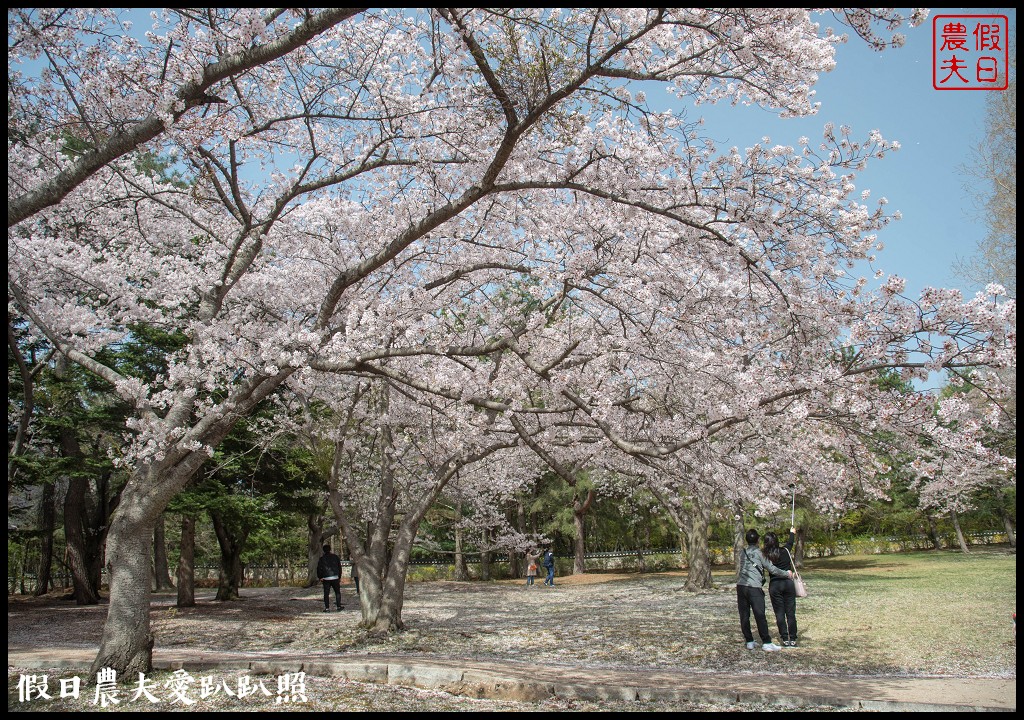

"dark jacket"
[317,552,342,580]
[769,531,797,575]
[542,551,554,569]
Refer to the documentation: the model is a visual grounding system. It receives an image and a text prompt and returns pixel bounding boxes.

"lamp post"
[789,483,796,528]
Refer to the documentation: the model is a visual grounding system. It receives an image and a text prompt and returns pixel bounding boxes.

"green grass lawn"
[767,547,1016,675]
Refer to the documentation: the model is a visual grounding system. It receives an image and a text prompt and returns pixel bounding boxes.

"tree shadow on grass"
[804,557,909,571]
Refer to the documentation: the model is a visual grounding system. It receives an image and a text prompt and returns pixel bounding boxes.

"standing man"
[542,547,556,587]
[317,544,343,612]
[737,529,790,651]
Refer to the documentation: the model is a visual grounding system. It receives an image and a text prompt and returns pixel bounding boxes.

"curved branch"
[9,8,366,227]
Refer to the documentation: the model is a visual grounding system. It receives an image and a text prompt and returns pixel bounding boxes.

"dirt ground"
[8,568,1017,711]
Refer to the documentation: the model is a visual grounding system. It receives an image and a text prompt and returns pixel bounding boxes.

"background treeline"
[8,320,1016,596]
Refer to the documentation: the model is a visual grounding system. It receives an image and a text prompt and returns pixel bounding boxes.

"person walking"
[525,549,539,587]
[763,527,799,647]
[350,557,360,596]
[317,544,343,612]
[737,528,791,651]
[542,547,556,586]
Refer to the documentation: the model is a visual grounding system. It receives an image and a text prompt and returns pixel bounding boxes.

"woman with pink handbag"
[763,527,801,647]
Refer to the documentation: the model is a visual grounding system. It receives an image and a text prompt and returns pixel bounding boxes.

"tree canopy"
[7,8,1014,675]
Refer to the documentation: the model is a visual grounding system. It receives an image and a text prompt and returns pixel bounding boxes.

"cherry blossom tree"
[11,8,1014,678]
[908,367,1016,552]
[300,377,532,631]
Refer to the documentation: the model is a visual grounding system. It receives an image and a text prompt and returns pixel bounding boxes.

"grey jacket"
[737,545,788,588]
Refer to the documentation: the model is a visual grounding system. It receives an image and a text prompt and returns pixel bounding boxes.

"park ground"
[8,547,1016,711]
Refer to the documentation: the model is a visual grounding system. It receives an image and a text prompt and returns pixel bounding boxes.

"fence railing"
[9,530,1011,594]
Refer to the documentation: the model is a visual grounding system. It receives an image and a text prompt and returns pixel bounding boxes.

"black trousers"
[769,578,798,641]
[322,579,341,608]
[737,584,772,643]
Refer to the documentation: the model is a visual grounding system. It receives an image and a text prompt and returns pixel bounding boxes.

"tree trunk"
[21,543,30,594]
[211,512,244,600]
[342,524,405,634]
[950,510,970,553]
[54,355,103,603]
[453,514,469,581]
[684,493,714,591]
[572,510,586,574]
[793,526,806,567]
[1001,510,1016,548]
[64,475,100,605]
[176,515,196,607]
[732,506,746,580]
[995,487,1016,548]
[367,520,421,633]
[925,514,943,549]
[305,515,339,588]
[34,481,56,596]
[153,514,174,590]
[678,529,688,570]
[90,471,115,593]
[480,529,492,581]
[306,514,325,588]
[331,440,507,633]
[91,487,158,676]
[90,392,245,675]
[572,488,595,575]
[510,501,526,578]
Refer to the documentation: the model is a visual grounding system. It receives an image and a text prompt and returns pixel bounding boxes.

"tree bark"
[572,488,595,575]
[306,514,324,587]
[950,510,970,553]
[925,514,943,549]
[176,515,196,607]
[153,514,174,590]
[211,511,245,600]
[732,506,746,580]
[306,514,338,588]
[793,526,806,567]
[684,492,714,591]
[91,481,159,676]
[331,438,509,633]
[64,474,101,605]
[510,501,526,578]
[480,529,492,581]
[995,487,1016,548]
[453,512,469,581]
[34,481,56,596]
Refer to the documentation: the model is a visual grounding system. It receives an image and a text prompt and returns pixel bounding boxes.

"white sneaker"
[762,642,782,652]
[745,641,757,650]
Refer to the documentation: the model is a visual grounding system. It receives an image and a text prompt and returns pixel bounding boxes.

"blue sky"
[661,8,1015,301]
